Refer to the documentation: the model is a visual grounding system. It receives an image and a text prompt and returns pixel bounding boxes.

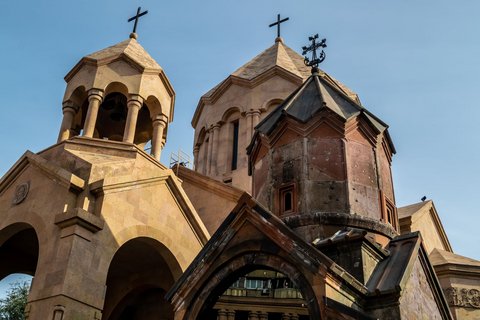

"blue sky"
[0,0,478,295]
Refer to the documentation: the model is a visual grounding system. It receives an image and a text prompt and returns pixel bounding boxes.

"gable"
[399,201,452,254]
[166,194,335,319]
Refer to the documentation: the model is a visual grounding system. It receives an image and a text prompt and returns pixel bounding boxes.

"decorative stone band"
[444,287,480,308]
[283,212,398,239]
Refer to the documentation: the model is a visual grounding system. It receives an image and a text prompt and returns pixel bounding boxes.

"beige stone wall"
[0,138,209,320]
[399,257,443,319]
[193,76,300,192]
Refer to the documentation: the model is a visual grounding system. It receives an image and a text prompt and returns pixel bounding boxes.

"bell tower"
[248,35,398,246]
[58,31,174,161]
[0,14,209,319]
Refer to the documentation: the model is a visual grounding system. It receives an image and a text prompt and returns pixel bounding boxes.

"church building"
[0,11,478,320]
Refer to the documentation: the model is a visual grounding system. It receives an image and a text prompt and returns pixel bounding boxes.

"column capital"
[209,123,221,131]
[62,100,79,113]
[153,114,168,126]
[246,109,261,117]
[87,88,104,101]
[128,94,144,108]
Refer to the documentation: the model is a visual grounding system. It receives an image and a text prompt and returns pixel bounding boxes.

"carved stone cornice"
[444,287,480,309]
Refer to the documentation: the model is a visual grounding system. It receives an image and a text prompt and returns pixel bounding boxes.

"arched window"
[279,184,296,215]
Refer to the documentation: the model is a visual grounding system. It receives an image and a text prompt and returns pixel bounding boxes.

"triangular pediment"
[398,200,452,253]
[0,151,85,197]
[166,194,377,320]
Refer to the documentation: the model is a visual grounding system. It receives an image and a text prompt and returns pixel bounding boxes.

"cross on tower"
[269,14,289,38]
[128,7,148,34]
[302,34,327,72]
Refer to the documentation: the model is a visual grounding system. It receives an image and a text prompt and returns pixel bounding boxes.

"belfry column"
[258,311,268,320]
[248,311,260,320]
[246,110,261,143]
[151,114,168,161]
[209,124,220,175]
[252,110,261,130]
[246,111,253,142]
[83,89,104,138]
[193,145,200,169]
[206,126,213,174]
[57,101,78,142]
[217,309,228,320]
[123,95,143,143]
[227,310,236,320]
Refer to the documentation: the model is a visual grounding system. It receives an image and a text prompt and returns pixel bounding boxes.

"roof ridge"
[275,42,303,78]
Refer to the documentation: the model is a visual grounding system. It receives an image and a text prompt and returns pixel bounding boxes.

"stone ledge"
[54,208,104,233]
[283,212,398,239]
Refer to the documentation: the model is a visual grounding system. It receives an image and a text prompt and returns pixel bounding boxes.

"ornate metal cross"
[269,14,289,38]
[128,7,148,34]
[302,34,327,70]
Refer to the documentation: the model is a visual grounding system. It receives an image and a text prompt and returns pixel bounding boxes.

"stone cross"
[128,7,148,34]
[269,14,289,38]
[302,34,327,70]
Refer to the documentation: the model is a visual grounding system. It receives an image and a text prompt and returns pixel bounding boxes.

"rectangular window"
[231,120,239,170]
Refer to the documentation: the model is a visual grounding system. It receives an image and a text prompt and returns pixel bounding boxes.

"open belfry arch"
[0,18,209,319]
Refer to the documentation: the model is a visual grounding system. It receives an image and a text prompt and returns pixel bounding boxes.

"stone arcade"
[0,23,479,320]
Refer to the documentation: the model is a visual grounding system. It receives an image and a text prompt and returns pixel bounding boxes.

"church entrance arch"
[0,223,39,281]
[192,253,321,320]
[102,237,181,320]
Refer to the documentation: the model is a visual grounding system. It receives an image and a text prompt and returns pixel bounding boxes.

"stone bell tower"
[248,36,398,246]
[59,32,174,161]
[0,29,208,320]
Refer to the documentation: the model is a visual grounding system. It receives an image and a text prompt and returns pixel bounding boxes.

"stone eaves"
[64,37,167,82]
[430,248,480,270]
[254,73,387,135]
[172,164,244,202]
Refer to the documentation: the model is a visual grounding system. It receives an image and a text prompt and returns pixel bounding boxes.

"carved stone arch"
[104,82,129,97]
[221,106,242,123]
[195,126,207,147]
[193,126,209,173]
[90,82,130,141]
[186,251,322,320]
[65,86,88,135]
[144,95,163,119]
[261,98,284,113]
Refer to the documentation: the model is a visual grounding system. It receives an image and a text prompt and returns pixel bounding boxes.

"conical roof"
[85,37,161,70]
[255,72,388,136]
[201,39,359,103]
[65,36,162,81]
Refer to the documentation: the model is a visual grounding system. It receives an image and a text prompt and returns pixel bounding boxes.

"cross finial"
[128,7,148,36]
[269,14,289,39]
[302,34,327,73]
